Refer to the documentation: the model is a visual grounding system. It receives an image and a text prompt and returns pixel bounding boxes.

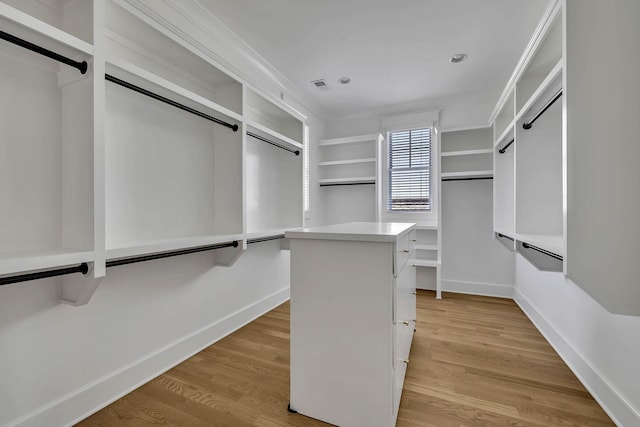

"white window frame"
[379,111,439,222]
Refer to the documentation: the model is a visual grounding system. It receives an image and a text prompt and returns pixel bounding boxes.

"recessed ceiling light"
[339,76,351,84]
[450,53,468,63]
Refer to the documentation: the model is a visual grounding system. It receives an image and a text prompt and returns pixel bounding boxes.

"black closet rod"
[522,90,563,130]
[105,74,239,132]
[106,240,239,268]
[499,139,515,154]
[247,131,300,156]
[522,242,563,261]
[497,233,514,242]
[0,30,88,74]
[247,234,285,244]
[320,182,375,187]
[0,263,89,286]
[442,177,493,182]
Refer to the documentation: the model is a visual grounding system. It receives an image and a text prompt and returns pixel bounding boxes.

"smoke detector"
[311,79,328,88]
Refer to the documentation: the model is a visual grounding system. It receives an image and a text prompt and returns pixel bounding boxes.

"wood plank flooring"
[77,291,614,426]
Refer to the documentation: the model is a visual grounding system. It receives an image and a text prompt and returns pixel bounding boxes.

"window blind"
[387,127,431,211]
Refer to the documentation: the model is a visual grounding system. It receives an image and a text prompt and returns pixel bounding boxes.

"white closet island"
[286,222,416,427]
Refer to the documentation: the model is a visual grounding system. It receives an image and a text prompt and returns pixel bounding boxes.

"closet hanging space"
[103,0,244,260]
[0,1,95,280]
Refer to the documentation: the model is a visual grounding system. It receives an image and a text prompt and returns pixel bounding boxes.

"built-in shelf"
[441,149,493,157]
[0,251,95,277]
[318,158,376,167]
[412,259,441,268]
[0,2,94,55]
[318,176,376,185]
[246,121,303,152]
[441,170,494,179]
[415,244,438,251]
[105,234,244,261]
[318,133,380,146]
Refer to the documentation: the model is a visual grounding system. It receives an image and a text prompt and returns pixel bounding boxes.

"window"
[387,127,431,211]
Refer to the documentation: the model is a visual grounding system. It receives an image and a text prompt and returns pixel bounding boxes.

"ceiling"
[197,0,551,118]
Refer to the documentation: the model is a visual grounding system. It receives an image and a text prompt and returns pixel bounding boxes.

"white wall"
[515,255,640,426]
[0,242,290,426]
[441,180,514,297]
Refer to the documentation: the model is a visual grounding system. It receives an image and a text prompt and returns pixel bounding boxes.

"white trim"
[514,288,640,427]
[441,279,513,299]
[6,287,290,427]
[381,110,439,132]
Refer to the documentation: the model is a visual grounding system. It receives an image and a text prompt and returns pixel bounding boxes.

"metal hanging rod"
[247,131,300,156]
[442,177,493,182]
[497,233,514,242]
[522,242,563,261]
[106,241,239,268]
[320,182,375,187]
[0,263,89,286]
[499,139,515,154]
[247,234,285,244]
[0,30,88,74]
[105,74,239,132]
[522,89,563,130]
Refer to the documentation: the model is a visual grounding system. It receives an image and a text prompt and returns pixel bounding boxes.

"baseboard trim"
[7,287,291,427]
[514,288,640,427]
[441,279,513,299]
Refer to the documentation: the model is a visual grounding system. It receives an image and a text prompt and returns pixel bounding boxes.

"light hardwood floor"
[77,291,614,426]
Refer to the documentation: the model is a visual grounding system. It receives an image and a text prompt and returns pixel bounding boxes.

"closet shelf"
[441,149,493,157]
[106,58,243,123]
[441,170,493,179]
[319,133,380,146]
[318,176,376,186]
[105,234,244,261]
[0,250,95,277]
[515,233,563,257]
[411,259,441,268]
[415,244,438,251]
[246,121,303,151]
[318,158,376,166]
[0,3,93,56]
[516,60,563,121]
[494,121,515,148]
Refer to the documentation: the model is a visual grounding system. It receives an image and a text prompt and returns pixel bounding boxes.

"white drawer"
[393,260,416,324]
[394,232,413,276]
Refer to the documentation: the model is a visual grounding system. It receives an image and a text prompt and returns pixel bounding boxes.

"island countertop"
[285,221,415,243]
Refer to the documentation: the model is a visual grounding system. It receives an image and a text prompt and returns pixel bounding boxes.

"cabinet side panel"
[565,0,640,315]
[290,239,394,427]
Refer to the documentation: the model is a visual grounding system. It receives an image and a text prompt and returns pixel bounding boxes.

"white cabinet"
[286,222,416,427]
[492,1,564,270]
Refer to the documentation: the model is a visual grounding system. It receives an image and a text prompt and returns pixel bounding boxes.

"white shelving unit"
[0,1,95,278]
[318,133,382,224]
[0,0,305,304]
[318,134,381,185]
[441,128,493,180]
[245,88,304,235]
[410,222,441,298]
[104,0,244,258]
[492,2,564,270]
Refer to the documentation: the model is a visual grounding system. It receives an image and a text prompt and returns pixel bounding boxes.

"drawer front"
[394,231,414,276]
[394,260,416,324]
